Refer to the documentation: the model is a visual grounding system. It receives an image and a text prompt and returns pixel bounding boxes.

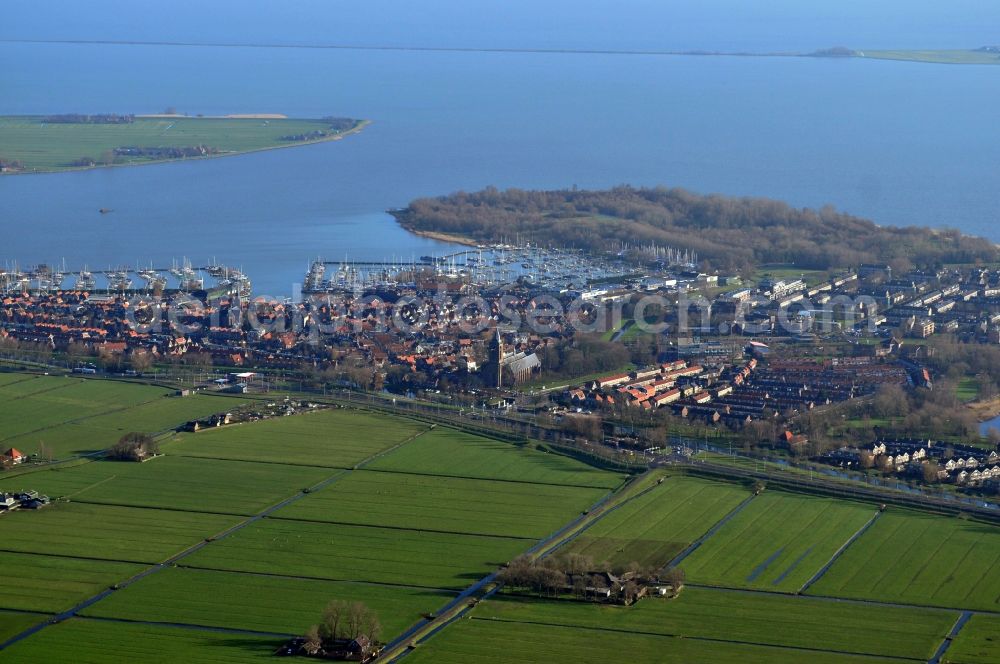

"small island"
[0,112,368,174]
[812,46,1000,65]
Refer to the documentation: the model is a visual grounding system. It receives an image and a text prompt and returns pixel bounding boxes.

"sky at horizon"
[2,1,998,53]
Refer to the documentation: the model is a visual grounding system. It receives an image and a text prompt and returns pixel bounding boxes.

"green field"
[82,567,453,638]
[272,469,608,539]
[681,491,877,592]
[0,502,237,563]
[0,115,365,173]
[165,408,427,468]
[861,50,1000,65]
[5,376,999,662]
[403,611,903,664]
[470,589,956,660]
[956,377,982,402]
[946,615,1000,664]
[0,619,282,663]
[0,551,143,614]
[808,511,1000,611]
[366,428,625,489]
[0,377,166,440]
[182,518,530,590]
[564,475,748,568]
[0,376,232,458]
[0,611,46,645]
[2,455,333,515]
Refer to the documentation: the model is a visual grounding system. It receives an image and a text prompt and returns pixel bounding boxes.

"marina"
[301,243,693,294]
[0,242,694,300]
[0,258,251,298]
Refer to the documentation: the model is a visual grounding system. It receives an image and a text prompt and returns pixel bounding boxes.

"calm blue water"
[1,1,999,294]
[981,415,1000,437]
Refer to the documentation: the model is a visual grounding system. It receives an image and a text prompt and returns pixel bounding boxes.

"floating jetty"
[0,259,251,299]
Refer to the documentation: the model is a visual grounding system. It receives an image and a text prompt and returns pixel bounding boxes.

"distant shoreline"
[2,38,998,65]
[388,213,479,247]
[0,117,369,176]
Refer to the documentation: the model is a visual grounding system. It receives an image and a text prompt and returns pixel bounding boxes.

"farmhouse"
[2,447,26,465]
[0,490,51,511]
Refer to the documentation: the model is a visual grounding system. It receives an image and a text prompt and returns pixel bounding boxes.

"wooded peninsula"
[392,186,1000,275]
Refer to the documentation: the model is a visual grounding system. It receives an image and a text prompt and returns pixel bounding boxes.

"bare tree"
[109,432,157,461]
[130,352,153,373]
[922,460,942,484]
[346,602,381,642]
[320,600,346,642]
[572,575,588,598]
[663,567,686,592]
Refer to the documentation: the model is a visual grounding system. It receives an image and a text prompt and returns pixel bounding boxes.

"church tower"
[491,328,505,388]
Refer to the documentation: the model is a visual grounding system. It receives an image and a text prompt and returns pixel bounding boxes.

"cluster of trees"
[42,114,134,124]
[924,335,1000,389]
[114,145,220,158]
[302,600,381,655]
[393,186,999,275]
[280,130,331,142]
[496,553,684,603]
[537,334,631,382]
[109,432,158,461]
[323,117,362,132]
[0,157,25,170]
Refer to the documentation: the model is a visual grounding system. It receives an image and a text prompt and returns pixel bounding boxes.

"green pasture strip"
[0,115,362,172]
[0,618,282,663]
[0,610,46,645]
[563,475,749,568]
[0,374,44,393]
[681,490,877,592]
[0,551,143,614]
[366,427,625,489]
[2,455,331,516]
[808,510,1000,612]
[270,469,608,539]
[81,566,455,640]
[165,408,427,468]
[0,378,167,442]
[1,393,232,458]
[477,589,956,660]
[182,518,531,590]
[0,502,239,563]
[946,614,1000,663]
[403,611,903,664]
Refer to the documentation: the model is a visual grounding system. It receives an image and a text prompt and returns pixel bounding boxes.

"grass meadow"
[82,567,454,637]
[946,615,1000,664]
[0,551,143,614]
[0,115,363,172]
[272,469,609,539]
[1,456,333,515]
[474,589,956,660]
[564,475,749,568]
[0,611,46,645]
[182,518,531,590]
[0,376,232,458]
[0,619,282,663]
[366,428,625,489]
[808,510,1000,611]
[0,502,238,563]
[402,613,905,664]
[165,408,427,468]
[681,491,877,592]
